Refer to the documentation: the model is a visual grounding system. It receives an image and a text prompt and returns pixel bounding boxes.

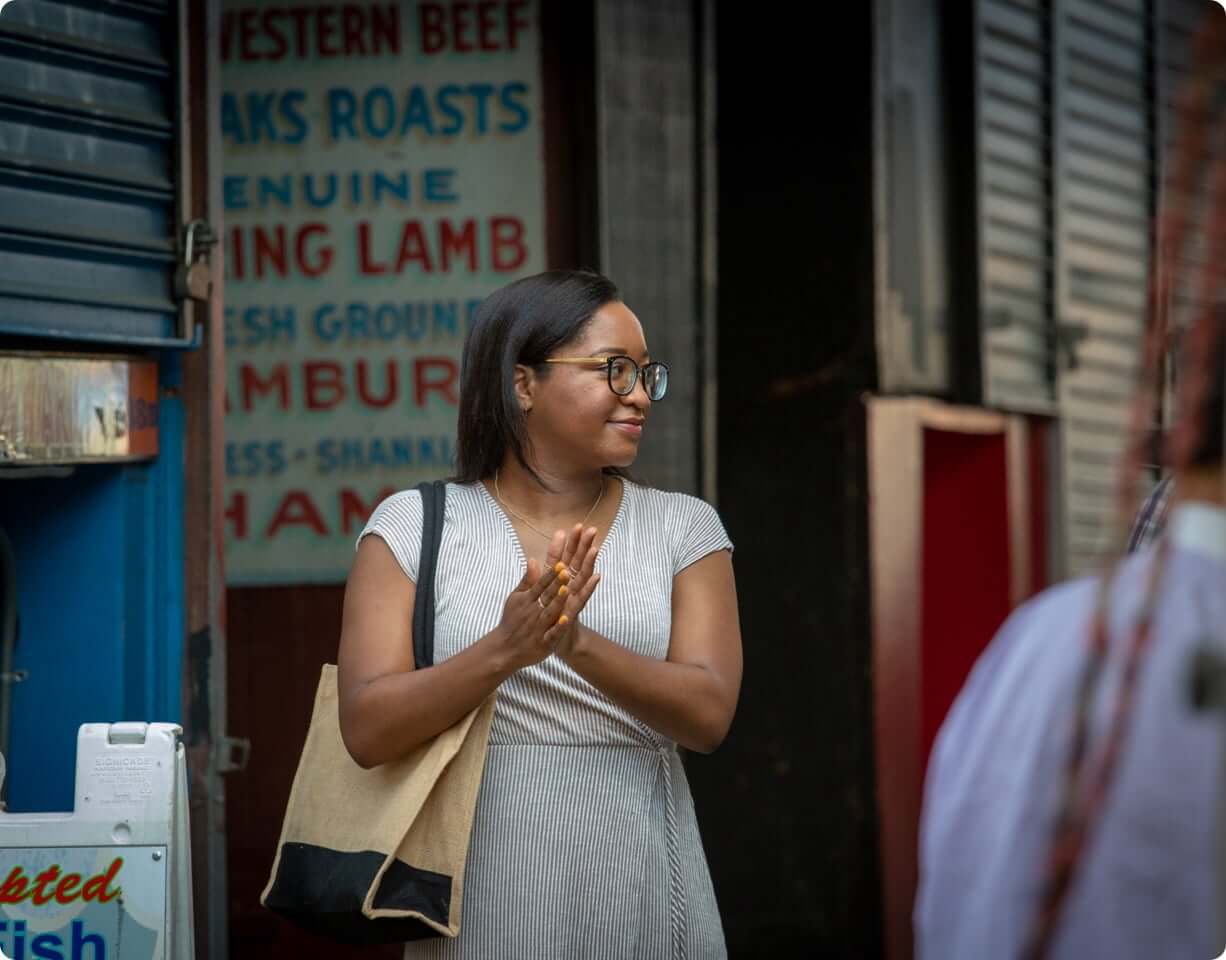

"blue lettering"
[423,169,458,204]
[226,442,287,478]
[223,176,248,211]
[372,171,410,205]
[72,920,104,960]
[32,932,64,959]
[328,88,358,141]
[400,86,435,136]
[468,83,495,135]
[257,175,292,210]
[346,303,372,340]
[313,304,341,343]
[374,304,401,341]
[303,173,337,208]
[268,441,286,476]
[245,92,278,143]
[499,83,530,134]
[317,439,337,475]
[433,301,459,337]
[393,437,413,466]
[363,86,396,139]
[280,89,308,144]
[435,84,465,135]
[220,93,245,145]
[341,439,363,470]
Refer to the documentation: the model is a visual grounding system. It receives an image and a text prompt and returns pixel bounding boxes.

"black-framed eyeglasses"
[543,355,669,401]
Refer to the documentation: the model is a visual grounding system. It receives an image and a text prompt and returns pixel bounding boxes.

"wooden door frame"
[866,395,1034,960]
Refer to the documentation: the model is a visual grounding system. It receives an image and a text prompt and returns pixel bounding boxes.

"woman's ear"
[513,364,535,414]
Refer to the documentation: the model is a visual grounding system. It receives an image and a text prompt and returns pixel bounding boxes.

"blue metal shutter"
[0,0,189,346]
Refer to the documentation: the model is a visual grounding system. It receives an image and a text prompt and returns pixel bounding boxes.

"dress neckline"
[476,476,630,573]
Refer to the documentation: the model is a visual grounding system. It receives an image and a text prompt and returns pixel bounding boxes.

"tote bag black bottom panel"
[264,842,452,945]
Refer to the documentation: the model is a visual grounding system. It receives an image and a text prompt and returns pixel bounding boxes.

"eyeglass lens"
[608,357,667,400]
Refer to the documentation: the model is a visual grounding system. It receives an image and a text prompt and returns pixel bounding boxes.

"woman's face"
[520,301,653,472]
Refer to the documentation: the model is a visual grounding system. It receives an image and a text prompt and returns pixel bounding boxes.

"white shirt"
[916,502,1226,959]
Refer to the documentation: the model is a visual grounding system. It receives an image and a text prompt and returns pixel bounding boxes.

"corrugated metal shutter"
[1053,0,1152,575]
[0,0,189,346]
[977,0,1058,414]
[976,0,1156,576]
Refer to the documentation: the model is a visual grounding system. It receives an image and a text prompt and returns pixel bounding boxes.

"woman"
[337,270,742,958]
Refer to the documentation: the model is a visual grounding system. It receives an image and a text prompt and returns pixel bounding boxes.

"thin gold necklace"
[493,470,605,540]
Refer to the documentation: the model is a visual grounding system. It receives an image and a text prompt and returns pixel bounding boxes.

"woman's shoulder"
[624,480,720,515]
[375,482,490,523]
[622,481,727,537]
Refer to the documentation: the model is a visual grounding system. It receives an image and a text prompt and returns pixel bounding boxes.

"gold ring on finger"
[537,595,547,610]
[567,566,581,580]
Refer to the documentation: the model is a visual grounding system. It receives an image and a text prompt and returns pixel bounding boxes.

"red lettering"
[371,5,401,54]
[440,218,477,271]
[81,858,123,904]
[0,867,29,904]
[225,491,248,541]
[490,216,527,272]
[53,873,83,905]
[239,10,259,61]
[304,361,346,410]
[220,12,237,62]
[240,363,289,412]
[254,225,288,279]
[290,7,311,57]
[224,5,400,62]
[357,221,388,275]
[477,2,499,50]
[420,3,446,53]
[394,221,434,273]
[266,491,328,538]
[317,6,339,56]
[297,222,333,277]
[227,224,245,281]
[414,357,459,407]
[1,860,121,906]
[30,866,60,906]
[453,2,474,51]
[342,4,367,55]
[357,359,399,408]
[507,1,529,49]
[340,486,397,535]
[261,9,288,59]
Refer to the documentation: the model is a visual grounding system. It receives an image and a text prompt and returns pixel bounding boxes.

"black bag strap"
[411,480,446,669]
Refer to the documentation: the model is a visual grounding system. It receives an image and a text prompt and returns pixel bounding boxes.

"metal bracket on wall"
[216,736,251,775]
[174,220,217,305]
[1055,320,1090,372]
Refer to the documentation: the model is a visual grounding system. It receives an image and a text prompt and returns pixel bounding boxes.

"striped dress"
[359,479,733,959]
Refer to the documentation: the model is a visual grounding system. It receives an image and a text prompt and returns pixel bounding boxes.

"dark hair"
[452,270,627,485]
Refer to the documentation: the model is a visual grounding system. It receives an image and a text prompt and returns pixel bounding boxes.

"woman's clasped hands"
[488,524,602,670]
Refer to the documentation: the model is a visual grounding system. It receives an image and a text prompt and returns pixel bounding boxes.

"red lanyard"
[1022,538,1171,960]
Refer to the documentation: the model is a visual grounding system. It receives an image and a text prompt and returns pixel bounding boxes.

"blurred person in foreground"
[915,325,1226,959]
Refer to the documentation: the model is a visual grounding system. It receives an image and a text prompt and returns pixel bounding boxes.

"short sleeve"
[672,494,733,576]
[356,489,422,582]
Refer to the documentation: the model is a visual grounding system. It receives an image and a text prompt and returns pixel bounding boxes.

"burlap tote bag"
[262,481,494,944]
